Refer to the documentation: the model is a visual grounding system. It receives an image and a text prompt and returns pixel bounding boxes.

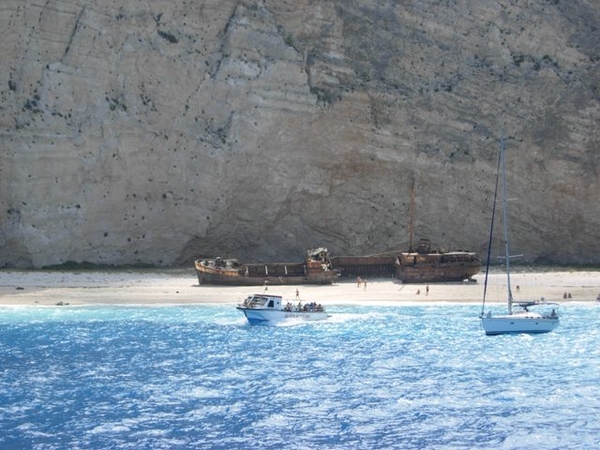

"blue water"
[1,304,599,450]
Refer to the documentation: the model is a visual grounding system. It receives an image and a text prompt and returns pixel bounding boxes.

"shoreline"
[0,269,599,307]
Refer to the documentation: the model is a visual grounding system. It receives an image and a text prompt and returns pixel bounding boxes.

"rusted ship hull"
[330,255,396,278]
[196,244,479,285]
[330,255,480,282]
[195,261,339,285]
[331,240,480,283]
[395,251,481,283]
[194,248,340,286]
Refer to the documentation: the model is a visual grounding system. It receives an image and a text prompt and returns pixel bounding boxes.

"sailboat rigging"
[479,137,559,335]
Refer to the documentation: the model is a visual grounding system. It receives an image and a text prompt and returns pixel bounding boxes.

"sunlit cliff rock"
[1,0,599,268]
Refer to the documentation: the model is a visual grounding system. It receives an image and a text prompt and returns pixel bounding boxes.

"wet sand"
[0,269,599,306]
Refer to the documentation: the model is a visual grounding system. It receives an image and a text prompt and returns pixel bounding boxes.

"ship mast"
[408,178,416,251]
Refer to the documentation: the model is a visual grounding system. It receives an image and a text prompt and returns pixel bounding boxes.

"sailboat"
[480,137,559,335]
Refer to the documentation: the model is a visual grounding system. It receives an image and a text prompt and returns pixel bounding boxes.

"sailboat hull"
[481,316,559,335]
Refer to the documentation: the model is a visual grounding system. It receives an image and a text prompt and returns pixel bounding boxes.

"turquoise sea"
[1,303,599,449]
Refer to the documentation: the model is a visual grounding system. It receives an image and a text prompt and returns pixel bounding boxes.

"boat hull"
[237,307,329,326]
[330,255,396,278]
[330,252,481,282]
[481,316,559,335]
[194,252,340,286]
[196,270,338,286]
[396,263,480,283]
[395,251,480,283]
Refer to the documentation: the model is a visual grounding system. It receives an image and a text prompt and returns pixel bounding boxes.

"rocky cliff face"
[1,0,599,268]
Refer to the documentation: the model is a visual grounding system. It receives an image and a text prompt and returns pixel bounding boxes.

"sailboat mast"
[500,139,513,314]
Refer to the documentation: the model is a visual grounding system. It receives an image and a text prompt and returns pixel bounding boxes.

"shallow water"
[1,303,598,449]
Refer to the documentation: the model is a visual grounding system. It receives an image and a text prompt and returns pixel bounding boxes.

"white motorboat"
[237,293,329,326]
[480,137,559,335]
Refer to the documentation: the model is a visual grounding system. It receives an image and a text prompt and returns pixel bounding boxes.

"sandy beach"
[0,269,599,307]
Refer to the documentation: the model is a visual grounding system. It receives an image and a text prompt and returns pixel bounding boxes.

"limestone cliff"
[1,0,599,268]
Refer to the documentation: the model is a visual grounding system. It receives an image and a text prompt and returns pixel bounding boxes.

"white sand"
[0,269,599,306]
